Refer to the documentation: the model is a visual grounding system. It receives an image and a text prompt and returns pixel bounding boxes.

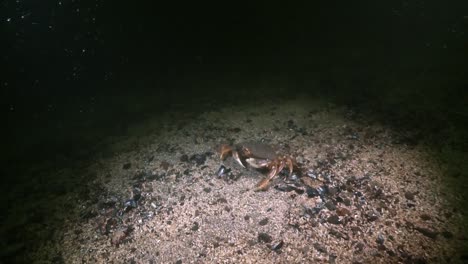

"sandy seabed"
[36,98,464,263]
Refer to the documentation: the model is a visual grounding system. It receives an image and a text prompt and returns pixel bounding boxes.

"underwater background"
[1,1,467,263]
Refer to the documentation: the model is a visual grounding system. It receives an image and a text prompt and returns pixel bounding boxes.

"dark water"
[1,0,468,262]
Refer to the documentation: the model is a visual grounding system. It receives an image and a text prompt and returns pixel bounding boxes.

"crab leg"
[271,160,285,180]
[286,158,294,176]
[267,164,278,180]
[254,161,280,192]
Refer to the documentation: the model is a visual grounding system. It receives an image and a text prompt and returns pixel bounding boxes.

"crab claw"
[220,145,245,168]
[220,145,232,160]
[232,151,245,168]
[245,158,270,168]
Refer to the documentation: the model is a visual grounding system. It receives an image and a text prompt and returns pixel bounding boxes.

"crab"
[219,141,297,191]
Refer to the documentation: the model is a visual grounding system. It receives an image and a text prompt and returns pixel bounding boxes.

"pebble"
[111,226,132,247]
[180,154,189,162]
[355,242,365,252]
[190,153,206,166]
[306,186,321,197]
[404,191,415,201]
[274,183,304,194]
[258,218,269,226]
[124,199,137,209]
[420,213,432,221]
[325,200,336,210]
[313,242,327,253]
[336,207,351,216]
[306,169,317,179]
[160,161,171,170]
[327,215,341,225]
[191,222,199,232]
[414,226,438,239]
[441,231,453,239]
[258,233,272,243]
[366,211,380,222]
[271,240,284,251]
[216,165,230,177]
[329,228,349,240]
[376,233,385,245]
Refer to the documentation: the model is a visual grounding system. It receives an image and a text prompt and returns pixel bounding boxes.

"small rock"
[420,213,431,221]
[258,218,269,226]
[325,201,336,210]
[404,191,415,201]
[329,229,341,239]
[258,233,272,243]
[441,231,453,239]
[191,222,199,232]
[216,165,231,177]
[132,187,142,201]
[327,215,341,225]
[414,226,438,239]
[304,205,323,216]
[306,169,317,179]
[313,242,327,253]
[160,161,171,170]
[275,183,304,194]
[351,226,362,234]
[123,199,137,213]
[376,233,385,245]
[203,187,211,193]
[327,186,338,196]
[336,207,351,216]
[111,230,127,246]
[98,196,119,209]
[300,246,311,255]
[271,240,284,251]
[216,197,227,204]
[306,186,324,198]
[99,217,118,235]
[355,242,365,252]
[343,198,352,206]
[180,154,189,162]
[190,153,206,166]
[111,226,132,247]
[366,211,380,222]
[329,228,349,240]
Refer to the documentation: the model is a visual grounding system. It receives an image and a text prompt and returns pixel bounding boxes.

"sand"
[28,97,464,263]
